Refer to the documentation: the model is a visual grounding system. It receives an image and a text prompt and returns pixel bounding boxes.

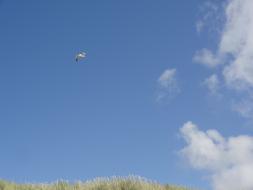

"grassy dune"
[0,176,191,190]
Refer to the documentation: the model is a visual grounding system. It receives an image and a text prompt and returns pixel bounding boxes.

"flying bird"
[75,52,86,62]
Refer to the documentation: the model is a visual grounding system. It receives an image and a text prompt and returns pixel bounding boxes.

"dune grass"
[0,176,191,190]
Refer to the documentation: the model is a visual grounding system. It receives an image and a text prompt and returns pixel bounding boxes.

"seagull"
[75,52,86,62]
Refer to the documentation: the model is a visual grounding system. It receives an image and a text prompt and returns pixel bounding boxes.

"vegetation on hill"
[0,176,191,190]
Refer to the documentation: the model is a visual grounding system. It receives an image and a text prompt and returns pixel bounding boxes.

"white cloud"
[193,49,221,68]
[195,0,253,117]
[220,0,253,89]
[232,97,253,118]
[203,74,220,95]
[180,121,253,190]
[158,68,176,88]
[196,1,224,34]
[157,68,180,101]
[196,0,253,90]
[196,20,204,33]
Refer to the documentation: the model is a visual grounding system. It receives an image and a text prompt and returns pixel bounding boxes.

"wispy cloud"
[221,0,253,90]
[195,0,253,117]
[195,0,225,34]
[193,49,221,68]
[158,69,177,88]
[180,121,253,190]
[196,20,204,34]
[196,0,253,89]
[156,68,180,102]
[203,74,221,96]
[232,96,253,119]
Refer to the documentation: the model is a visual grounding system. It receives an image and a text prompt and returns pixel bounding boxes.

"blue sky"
[1,1,253,190]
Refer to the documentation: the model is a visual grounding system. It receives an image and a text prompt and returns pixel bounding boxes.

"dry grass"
[0,176,191,190]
